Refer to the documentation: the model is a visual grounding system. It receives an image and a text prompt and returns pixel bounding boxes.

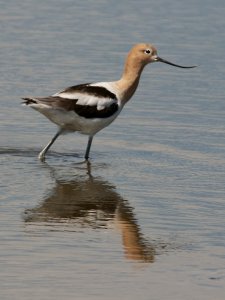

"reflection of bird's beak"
[156,56,197,69]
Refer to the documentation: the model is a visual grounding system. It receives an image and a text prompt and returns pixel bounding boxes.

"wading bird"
[23,43,195,161]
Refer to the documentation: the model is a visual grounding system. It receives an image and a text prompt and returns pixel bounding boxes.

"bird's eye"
[144,49,151,54]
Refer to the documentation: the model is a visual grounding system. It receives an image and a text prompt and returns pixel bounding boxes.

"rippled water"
[1,0,225,299]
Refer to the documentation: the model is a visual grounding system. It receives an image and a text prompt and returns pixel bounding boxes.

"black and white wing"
[23,83,119,119]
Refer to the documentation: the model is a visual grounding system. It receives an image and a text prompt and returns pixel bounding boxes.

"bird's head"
[128,43,197,69]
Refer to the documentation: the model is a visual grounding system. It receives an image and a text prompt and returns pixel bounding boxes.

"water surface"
[1,0,225,299]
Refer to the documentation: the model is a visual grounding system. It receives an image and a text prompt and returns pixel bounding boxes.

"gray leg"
[85,136,93,160]
[38,130,62,161]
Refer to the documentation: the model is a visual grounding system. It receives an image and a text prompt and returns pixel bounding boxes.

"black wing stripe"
[25,96,119,119]
[61,83,117,100]
[74,102,119,119]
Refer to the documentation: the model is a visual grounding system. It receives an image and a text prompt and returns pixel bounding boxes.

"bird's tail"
[21,97,37,105]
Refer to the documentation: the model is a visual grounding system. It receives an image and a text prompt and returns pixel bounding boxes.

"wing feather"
[23,83,119,119]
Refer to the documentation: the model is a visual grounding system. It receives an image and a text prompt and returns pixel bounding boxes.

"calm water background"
[1,0,225,299]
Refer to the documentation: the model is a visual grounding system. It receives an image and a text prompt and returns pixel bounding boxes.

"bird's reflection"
[24,162,155,263]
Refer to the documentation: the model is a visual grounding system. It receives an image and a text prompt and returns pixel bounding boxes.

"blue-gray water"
[1,0,225,299]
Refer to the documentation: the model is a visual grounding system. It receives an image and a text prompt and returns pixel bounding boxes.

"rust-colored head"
[127,43,196,69]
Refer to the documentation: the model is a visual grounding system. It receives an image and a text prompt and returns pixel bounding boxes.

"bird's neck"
[115,56,145,105]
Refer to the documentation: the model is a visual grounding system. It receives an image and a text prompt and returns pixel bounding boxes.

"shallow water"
[1,0,225,299]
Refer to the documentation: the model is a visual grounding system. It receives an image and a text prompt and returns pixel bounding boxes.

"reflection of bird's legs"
[70,159,93,178]
[86,160,92,178]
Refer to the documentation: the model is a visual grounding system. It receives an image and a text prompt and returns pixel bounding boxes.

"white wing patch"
[53,82,118,111]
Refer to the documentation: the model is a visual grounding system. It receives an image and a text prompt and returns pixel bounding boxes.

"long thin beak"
[156,56,197,69]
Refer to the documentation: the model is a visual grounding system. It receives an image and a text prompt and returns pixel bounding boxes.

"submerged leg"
[84,136,93,160]
[38,129,62,161]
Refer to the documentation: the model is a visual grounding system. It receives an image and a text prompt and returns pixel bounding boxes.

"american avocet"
[22,43,196,161]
